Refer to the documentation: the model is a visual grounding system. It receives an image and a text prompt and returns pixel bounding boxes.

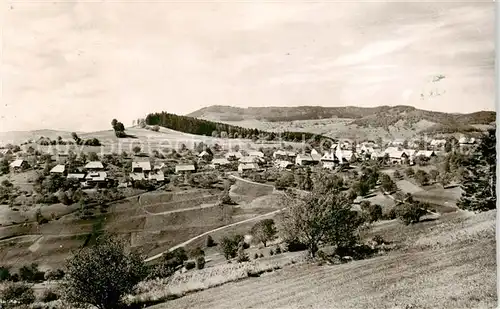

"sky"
[0,0,495,132]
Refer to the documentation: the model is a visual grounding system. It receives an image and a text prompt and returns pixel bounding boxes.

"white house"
[175,164,196,174]
[320,152,336,169]
[198,150,211,160]
[211,158,231,169]
[238,163,257,173]
[275,160,294,169]
[85,172,108,187]
[295,154,319,166]
[132,161,151,174]
[248,150,264,158]
[50,164,66,174]
[84,161,104,171]
[386,150,408,164]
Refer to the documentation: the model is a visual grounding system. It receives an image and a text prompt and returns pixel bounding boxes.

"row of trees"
[144,111,328,143]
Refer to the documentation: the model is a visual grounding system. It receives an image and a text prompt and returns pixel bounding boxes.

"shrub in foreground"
[62,236,147,309]
[0,282,35,308]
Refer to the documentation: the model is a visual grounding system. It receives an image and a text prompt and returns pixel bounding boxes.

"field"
[0,177,285,270]
[147,209,496,309]
[1,126,302,153]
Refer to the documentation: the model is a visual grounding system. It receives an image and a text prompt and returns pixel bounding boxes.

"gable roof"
[67,173,86,179]
[86,171,107,181]
[148,171,165,181]
[132,161,151,171]
[212,158,230,165]
[278,160,293,168]
[239,163,257,170]
[85,161,104,169]
[175,164,196,172]
[198,150,210,157]
[129,172,146,181]
[248,151,264,157]
[225,151,243,159]
[9,159,25,168]
[50,164,65,173]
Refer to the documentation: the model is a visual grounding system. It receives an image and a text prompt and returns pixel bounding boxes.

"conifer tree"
[458,129,496,212]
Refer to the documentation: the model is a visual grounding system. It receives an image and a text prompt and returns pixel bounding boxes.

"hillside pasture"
[148,210,495,309]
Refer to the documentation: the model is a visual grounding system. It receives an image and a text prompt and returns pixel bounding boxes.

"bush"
[405,167,414,177]
[236,247,249,263]
[0,266,11,281]
[414,170,430,186]
[1,282,35,308]
[253,253,259,260]
[285,239,308,252]
[396,201,429,225]
[220,235,243,260]
[206,235,216,247]
[62,236,147,309]
[184,261,196,270]
[195,256,206,270]
[250,219,277,247]
[44,269,65,281]
[19,263,44,282]
[40,289,59,302]
[259,253,264,258]
[275,246,281,254]
[269,249,274,256]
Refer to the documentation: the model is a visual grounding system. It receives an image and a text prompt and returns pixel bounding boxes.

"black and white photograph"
[0,1,497,308]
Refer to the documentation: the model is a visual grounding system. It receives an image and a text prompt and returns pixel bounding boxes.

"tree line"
[144,111,329,144]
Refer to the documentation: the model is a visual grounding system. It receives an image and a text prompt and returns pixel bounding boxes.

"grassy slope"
[0,180,283,270]
[2,126,301,152]
[152,210,496,309]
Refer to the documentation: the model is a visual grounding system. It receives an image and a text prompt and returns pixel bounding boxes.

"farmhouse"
[248,150,264,158]
[272,150,296,162]
[153,163,165,171]
[225,151,243,161]
[238,163,257,173]
[386,150,408,164]
[198,150,211,160]
[211,158,231,169]
[275,160,294,169]
[129,173,146,181]
[335,149,355,165]
[9,159,29,171]
[50,164,66,174]
[320,152,336,169]
[132,161,152,174]
[85,161,104,172]
[148,171,165,182]
[295,154,319,166]
[67,173,86,181]
[85,172,108,187]
[175,164,196,174]
[415,150,436,159]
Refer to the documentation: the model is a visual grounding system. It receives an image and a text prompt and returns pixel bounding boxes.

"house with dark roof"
[9,159,29,172]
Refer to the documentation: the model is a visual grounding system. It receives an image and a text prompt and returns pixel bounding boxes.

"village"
[0,135,478,187]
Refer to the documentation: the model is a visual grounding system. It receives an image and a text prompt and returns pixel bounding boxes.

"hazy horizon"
[1,1,495,132]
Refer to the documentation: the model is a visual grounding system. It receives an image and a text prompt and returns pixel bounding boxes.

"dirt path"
[144,207,284,262]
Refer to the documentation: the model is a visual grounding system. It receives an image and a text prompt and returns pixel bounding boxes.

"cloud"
[0,1,494,132]
[333,39,412,67]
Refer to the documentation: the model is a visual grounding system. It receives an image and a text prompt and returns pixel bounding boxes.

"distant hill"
[0,130,79,146]
[187,105,495,139]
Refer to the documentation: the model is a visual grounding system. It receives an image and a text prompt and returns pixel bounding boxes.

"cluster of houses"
[191,139,441,175]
